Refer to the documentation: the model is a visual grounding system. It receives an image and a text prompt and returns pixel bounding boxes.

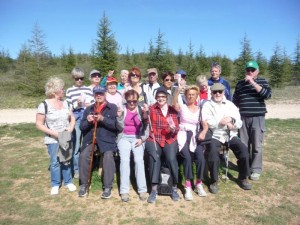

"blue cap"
[93,86,106,94]
[176,69,187,76]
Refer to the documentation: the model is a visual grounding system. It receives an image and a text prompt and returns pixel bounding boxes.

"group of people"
[36,60,272,203]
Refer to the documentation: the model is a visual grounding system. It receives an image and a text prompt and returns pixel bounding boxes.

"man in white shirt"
[202,83,252,194]
[142,68,161,105]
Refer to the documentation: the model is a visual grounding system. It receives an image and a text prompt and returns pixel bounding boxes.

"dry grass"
[0,120,300,225]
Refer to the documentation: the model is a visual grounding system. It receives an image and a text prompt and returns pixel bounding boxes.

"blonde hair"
[71,67,84,78]
[184,85,199,96]
[196,75,207,84]
[45,77,64,97]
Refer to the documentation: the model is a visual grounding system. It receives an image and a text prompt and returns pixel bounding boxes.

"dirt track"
[0,104,299,125]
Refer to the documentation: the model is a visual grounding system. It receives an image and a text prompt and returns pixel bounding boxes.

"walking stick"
[87,102,106,195]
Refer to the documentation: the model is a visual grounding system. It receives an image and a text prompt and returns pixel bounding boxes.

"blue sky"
[1,0,299,60]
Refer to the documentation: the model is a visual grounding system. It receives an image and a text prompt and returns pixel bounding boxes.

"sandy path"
[0,104,299,125]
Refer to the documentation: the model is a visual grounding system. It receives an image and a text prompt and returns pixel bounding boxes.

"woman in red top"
[145,86,180,203]
[196,75,211,107]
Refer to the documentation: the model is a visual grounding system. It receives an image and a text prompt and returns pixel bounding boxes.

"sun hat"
[93,86,106,94]
[147,68,158,75]
[210,83,225,91]
[89,69,101,79]
[106,77,118,84]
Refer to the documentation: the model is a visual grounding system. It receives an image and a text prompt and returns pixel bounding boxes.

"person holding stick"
[145,86,180,203]
[78,86,120,198]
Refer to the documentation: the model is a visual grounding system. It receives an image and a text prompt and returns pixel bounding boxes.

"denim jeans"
[118,135,147,194]
[47,143,72,187]
[72,113,82,175]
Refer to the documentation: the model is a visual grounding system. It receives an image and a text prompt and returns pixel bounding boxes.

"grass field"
[0,119,299,225]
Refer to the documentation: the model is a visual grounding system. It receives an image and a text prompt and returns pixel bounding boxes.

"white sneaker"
[51,186,59,195]
[184,187,193,201]
[66,183,77,192]
[195,184,207,197]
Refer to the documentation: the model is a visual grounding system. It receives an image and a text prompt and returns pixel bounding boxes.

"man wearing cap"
[78,86,120,199]
[88,69,102,90]
[202,83,252,194]
[233,61,272,181]
[142,68,161,106]
[208,63,232,101]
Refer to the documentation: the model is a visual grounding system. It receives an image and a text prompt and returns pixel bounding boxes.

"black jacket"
[80,102,120,153]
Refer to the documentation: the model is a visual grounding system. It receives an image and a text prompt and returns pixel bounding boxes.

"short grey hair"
[196,75,208,85]
[71,67,85,78]
[45,77,64,97]
[210,62,222,73]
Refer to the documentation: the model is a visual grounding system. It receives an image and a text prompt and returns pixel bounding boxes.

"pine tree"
[292,36,300,85]
[233,35,253,83]
[282,49,292,84]
[93,12,118,74]
[195,45,209,74]
[269,44,283,88]
[255,51,268,77]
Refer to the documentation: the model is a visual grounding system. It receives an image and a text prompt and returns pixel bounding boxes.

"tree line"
[0,13,299,97]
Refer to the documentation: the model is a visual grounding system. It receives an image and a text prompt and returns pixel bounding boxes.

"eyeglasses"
[246,68,256,73]
[156,95,167,99]
[148,73,156,76]
[212,90,223,94]
[75,77,84,81]
[130,74,140,78]
[127,100,138,104]
[164,79,174,82]
[91,74,101,78]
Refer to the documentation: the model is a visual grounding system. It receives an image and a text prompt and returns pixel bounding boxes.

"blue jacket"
[80,102,121,153]
[208,77,232,101]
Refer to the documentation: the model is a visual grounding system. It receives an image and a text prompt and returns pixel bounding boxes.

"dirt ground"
[0,103,299,125]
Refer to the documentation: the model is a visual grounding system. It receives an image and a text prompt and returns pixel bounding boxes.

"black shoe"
[147,190,157,203]
[101,188,112,199]
[209,182,218,194]
[78,185,87,197]
[238,179,252,190]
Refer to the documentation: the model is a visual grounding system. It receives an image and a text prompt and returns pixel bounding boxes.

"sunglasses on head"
[212,90,223,94]
[91,73,101,78]
[75,77,84,81]
[164,79,174,82]
[246,68,256,73]
[127,100,138,104]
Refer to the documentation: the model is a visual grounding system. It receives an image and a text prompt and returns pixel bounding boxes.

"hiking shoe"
[78,185,88,197]
[147,190,157,203]
[195,183,207,197]
[250,173,260,181]
[184,187,193,201]
[238,179,252,190]
[139,192,148,201]
[121,193,130,202]
[101,188,112,199]
[50,186,59,195]
[171,189,180,201]
[74,172,79,179]
[209,182,218,194]
[65,183,76,192]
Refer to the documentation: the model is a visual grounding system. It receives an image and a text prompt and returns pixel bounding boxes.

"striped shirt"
[66,85,94,111]
[233,77,272,117]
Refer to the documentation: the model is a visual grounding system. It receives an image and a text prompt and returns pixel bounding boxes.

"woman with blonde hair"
[36,77,76,195]
[173,85,208,201]
[196,75,211,107]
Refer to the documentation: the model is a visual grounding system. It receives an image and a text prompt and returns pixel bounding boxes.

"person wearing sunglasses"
[116,89,149,202]
[208,63,232,101]
[153,71,176,105]
[233,61,272,181]
[145,86,180,203]
[66,67,94,179]
[88,69,102,90]
[127,67,148,106]
[202,83,253,194]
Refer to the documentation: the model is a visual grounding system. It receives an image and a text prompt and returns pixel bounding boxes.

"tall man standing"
[142,68,161,105]
[233,61,272,181]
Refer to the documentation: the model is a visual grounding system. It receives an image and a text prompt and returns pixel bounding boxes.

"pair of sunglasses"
[212,90,223,94]
[75,77,84,81]
[246,68,256,73]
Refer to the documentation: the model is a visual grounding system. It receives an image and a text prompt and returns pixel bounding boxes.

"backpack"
[157,163,173,195]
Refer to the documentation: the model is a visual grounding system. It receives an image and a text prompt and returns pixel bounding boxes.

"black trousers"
[179,131,205,181]
[79,144,115,189]
[145,140,178,185]
[206,137,250,182]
